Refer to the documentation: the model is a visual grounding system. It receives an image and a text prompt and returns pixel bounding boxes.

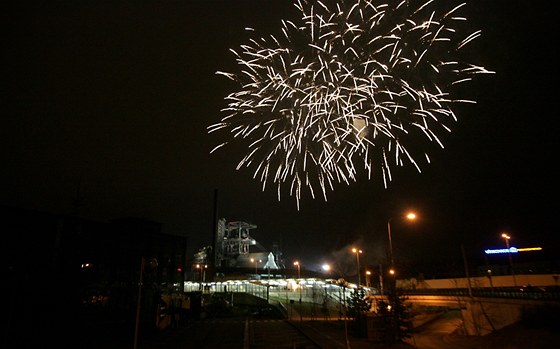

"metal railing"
[402,287,560,300]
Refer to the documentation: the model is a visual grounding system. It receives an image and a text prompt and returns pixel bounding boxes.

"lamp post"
[134,257,157,349]
[487,269,494,290]
[378,264,384,296]
[294,261,301,279]
[250,258,260,275]
[365,270,371,288]
[501,233,517,286]
[387,211,417,272]
[294,260,302,300]
[133,257,146,349]
[352,248,362,288]
[294,261,302,322]
[196,264,207,282]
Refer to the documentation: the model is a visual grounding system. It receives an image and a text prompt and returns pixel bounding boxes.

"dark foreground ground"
[83,310,559,349]
[297,313,559,349]
[5,308,558,348]
[404,309,559,349]
[440,323,559,349]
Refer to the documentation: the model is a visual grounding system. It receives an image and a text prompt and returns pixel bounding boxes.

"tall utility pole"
[461,244,473,298]
[502,233,517,286]
[294,261,302,323]
[387,218,395,269]
[352,248,362,287]
[210,189,219,283]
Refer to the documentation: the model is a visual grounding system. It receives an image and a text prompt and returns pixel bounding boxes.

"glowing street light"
[387,211,417,271]
[293,261,302,311]
[365,270,371,288]
[352,248,363,287]
[293,260,301,279]
[196,263,207,283]
[501,233,517,286]
[250,258,261,274]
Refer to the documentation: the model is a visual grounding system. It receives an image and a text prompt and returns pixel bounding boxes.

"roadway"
[82,310,559,349]
[407,310,464,349]
[134,318,399,349]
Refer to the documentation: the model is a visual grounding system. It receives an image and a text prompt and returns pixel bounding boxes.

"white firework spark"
[209,0,493,208]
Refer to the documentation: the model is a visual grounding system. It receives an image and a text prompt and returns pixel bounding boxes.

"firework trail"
[209,0,493,208]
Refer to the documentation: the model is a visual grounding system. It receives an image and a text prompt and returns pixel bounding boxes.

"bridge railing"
[402,286,560,300]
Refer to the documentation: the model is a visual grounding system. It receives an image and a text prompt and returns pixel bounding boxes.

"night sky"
[3,1,557,274]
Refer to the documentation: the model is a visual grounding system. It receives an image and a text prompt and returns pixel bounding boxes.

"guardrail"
[403,287,560,300]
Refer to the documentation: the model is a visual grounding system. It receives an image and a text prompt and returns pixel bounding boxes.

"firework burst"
[209,0,493,208]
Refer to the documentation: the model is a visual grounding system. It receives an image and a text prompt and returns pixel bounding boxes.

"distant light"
[322,264,330,272]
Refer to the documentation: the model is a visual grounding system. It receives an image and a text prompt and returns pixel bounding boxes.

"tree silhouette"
[377,290,412,344]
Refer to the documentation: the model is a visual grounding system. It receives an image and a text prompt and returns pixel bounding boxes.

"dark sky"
[2,1,557,274]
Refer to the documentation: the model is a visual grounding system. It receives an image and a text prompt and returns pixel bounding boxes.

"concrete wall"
[460,298,523,335]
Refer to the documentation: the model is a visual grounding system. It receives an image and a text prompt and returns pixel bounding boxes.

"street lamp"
[501,233,517,286]
[134,257,157,349]
[387,211,417,271]
[378,264,384,296]
[352,248,362,287]
[203,264,207,282]
[294,261,303,322]
[294,260,301,279]
[486,269,494,289]
[294,261,302,302]
[365,270,371,288]
[195,264,207,283]
[250,258,260,274]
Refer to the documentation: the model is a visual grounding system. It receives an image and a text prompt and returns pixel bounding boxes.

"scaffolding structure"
[215,219,256,267]
[214,218,280,270]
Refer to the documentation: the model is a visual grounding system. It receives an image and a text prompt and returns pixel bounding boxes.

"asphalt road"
[136,318,322,349]
[139,319,247,349]
[406,310,464,349]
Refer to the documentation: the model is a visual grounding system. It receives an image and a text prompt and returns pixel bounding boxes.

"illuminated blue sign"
[484,247,518,254]
[484,246,542,255]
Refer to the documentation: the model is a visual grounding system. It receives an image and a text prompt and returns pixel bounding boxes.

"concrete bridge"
[403,294,559,335]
